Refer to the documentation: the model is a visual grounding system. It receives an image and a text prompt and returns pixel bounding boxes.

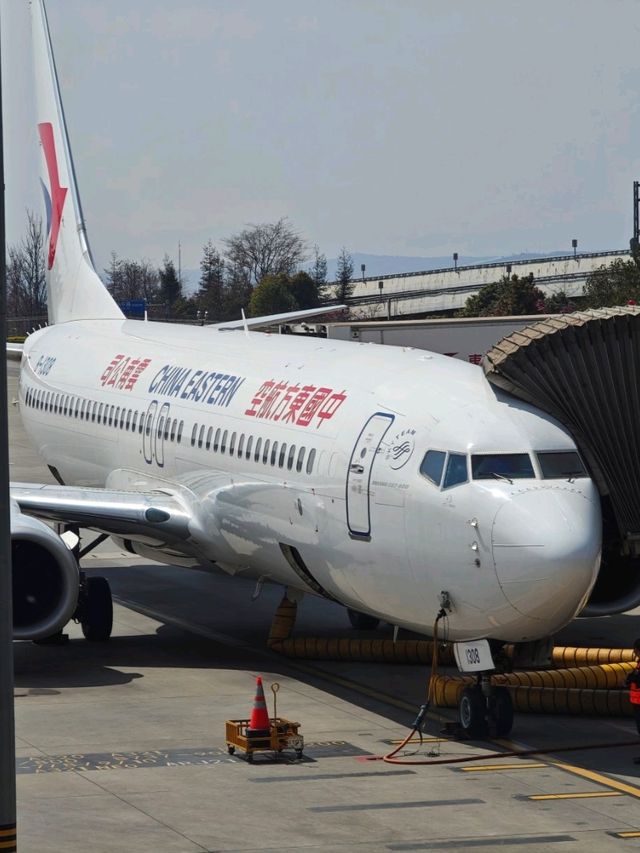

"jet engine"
[10,502,80,640]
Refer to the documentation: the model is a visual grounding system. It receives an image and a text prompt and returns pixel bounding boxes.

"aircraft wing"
[212,304,345,331]
[10,482,194,544]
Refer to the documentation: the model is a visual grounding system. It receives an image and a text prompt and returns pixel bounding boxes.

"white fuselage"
[17,318,602,643]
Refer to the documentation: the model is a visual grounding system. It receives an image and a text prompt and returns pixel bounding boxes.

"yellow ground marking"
[614,831,640,838]
[461,762,547,772]
[551,762,640,800]
[529,791,623,801]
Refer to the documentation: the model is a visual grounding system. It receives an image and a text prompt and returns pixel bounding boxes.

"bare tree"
[105,254,160,303]
[7,212,47,318]
[222,217,307,286]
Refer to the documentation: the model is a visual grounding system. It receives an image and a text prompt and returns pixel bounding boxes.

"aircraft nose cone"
[492,488,601,627]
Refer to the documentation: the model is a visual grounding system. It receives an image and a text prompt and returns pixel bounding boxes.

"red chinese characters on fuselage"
[245,380,347,428]
[100,355,152,391]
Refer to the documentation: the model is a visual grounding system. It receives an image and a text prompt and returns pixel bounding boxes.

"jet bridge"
[483,306,640,616]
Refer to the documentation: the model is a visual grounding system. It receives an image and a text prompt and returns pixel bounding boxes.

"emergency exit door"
[346,412,394,538]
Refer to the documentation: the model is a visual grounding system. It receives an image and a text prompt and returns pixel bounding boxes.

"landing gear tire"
[492,687,514,737]
[80,576,113,641]
[458,686,488,738]
[347,608,380,631]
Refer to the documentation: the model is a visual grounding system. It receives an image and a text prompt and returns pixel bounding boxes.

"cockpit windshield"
[471,453,534,481]
[537,451,587,479]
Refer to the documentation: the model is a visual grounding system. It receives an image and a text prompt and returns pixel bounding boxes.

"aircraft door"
[346,412,394,537]
[142,400,171,467]
[142,400,158,464]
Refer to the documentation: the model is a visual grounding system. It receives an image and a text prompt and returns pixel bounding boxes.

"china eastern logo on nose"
[38,122,68,270]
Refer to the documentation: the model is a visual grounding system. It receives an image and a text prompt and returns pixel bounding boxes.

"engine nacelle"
[10,502,80,640]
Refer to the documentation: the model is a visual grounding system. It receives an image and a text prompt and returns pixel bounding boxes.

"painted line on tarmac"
[528,791,623,801]
[250,769,415,783]
[460,762,547,772]
[309,797,484,812]
[387,835,576,850]
[612,830,640,838]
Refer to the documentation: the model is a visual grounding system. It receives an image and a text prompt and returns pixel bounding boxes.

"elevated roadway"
[330,250,630,317]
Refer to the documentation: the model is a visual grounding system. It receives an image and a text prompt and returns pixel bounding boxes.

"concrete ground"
[8,360,640,853]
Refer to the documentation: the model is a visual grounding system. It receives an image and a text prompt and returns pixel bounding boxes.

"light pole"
[360,263,366,283]
[453,252,458,272]
[572,238,578,259]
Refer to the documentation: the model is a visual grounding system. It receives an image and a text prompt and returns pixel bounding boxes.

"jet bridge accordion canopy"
[483,306,640,550]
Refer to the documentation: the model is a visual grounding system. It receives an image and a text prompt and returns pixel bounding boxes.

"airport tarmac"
[7,359,640,852]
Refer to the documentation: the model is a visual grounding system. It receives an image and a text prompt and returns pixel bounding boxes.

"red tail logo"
[38,122,67,270]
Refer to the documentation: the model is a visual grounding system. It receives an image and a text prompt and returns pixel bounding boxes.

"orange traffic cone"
[247,676,271,736]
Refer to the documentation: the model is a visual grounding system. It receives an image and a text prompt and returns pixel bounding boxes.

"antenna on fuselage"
[241,309,249,338]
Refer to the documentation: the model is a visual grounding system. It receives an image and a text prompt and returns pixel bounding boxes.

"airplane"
[8,0,604,735]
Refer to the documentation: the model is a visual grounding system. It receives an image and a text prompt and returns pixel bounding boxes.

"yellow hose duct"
[431,663,636,716]
[266,596,456,664]
[267,597,639,716]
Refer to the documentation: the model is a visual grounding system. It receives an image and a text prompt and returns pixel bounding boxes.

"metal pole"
[0,6,17,849]
[634,181,639,243]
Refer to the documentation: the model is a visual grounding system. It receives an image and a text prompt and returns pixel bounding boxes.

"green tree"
[335,247,354,302]
[582,259,640,308]
[459,273,545,317]
[159,255,182,313]
[542,290,578,314]
[248,274,298,316]
[309,244,328,295]
[288,271,319,309]
[197,240,225,321]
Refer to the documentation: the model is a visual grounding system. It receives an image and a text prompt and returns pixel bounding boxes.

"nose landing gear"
[458,675,514,738]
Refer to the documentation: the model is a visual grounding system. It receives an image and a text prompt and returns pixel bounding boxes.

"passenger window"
[296,447,306,473]
[221,430,228,453]
[159,416,166,439]
[254,437,262,462]
[120,409,126,429]
[80,399,86,419]
[146,413,153,437]
[279,444,287,468]
[206,426,213,451]
[170,418,176,441]
[191,423,198,446]
[92,401,97,422]
[271,441,278,466]
[177,421,184,443]
[443,453,468,488]
[420,450,446,486]
[126,409,132,430]
[306,448,316,474]
[263,439,270,464]
[237,434,245,458]
[75,398,80,417]
[214,428,221,451]
[98,402,103,422]
[198,424,205,448]
[287,445,296,470]
[230,432,236,455]
[245,435,253,459]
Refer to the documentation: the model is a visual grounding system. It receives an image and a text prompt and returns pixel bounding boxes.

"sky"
[2,0,640,278]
